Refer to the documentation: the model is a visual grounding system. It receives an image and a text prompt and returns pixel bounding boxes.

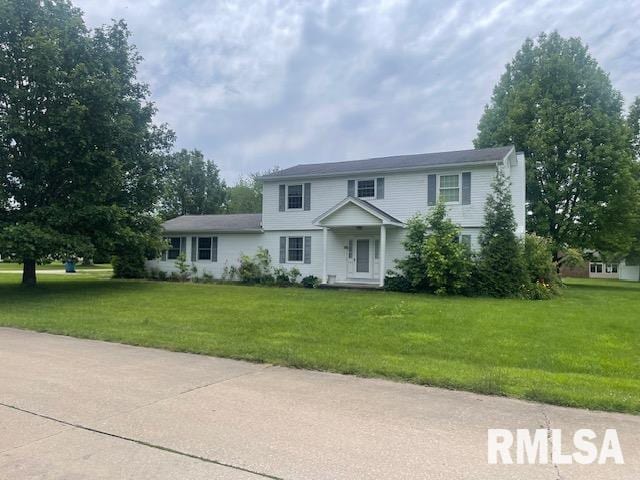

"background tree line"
[156,148,274,220]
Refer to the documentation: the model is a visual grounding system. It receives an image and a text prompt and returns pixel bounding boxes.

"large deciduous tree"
[0,0,173,284]
[159,149,227,220]
[475,32,639,257]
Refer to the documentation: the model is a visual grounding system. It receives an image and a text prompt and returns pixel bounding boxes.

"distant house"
[147,146,525,286]
[563,256,639,282]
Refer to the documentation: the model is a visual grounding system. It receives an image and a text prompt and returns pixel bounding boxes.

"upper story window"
[439,174,460,203]
[287,184,303,209]
[198,237,212,260]
[166,237,181,260]
[357,179,375,198]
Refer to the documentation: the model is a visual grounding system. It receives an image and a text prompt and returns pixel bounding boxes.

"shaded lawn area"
[0,262,111,270]
[0,274,638,414]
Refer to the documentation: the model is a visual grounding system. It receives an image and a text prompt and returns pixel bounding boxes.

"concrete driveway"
[0,328,638,479]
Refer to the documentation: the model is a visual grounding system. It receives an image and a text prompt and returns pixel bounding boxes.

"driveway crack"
[0,401,283,480]
[541,406,563,480]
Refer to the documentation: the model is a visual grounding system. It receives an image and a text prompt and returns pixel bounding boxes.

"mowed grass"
[0,273,638,413]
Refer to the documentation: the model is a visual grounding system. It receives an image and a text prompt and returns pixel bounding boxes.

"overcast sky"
[74,0,640,182]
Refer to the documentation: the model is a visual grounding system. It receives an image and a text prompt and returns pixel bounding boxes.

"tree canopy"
[158,149,227,220]
[0,0,173,284]
[475,32,639,257]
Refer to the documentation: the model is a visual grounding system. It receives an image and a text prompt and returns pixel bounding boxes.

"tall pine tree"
[477,168,528,297]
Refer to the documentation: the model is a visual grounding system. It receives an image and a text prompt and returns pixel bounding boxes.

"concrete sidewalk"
[0,328,637,479]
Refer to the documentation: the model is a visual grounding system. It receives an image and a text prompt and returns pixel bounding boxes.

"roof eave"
[162,228,264,234]
[261,158,505,181]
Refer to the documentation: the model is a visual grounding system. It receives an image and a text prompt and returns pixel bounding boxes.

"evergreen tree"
[477,169,528,297]
[628,97,640,161]
[475,32,638,256]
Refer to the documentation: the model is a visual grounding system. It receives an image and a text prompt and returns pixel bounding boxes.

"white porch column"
[322,227,328,284]
[379,224,386,287]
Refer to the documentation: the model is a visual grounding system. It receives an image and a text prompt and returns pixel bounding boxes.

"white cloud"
[74,0,640,181]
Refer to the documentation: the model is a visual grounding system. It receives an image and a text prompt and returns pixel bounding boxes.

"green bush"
[112,252,146,278]
[174,253,190,282]
[301,275,320,288]
[237,247,274,284]
[392,202,472,294]
[422,202,472,295]
[394,214,430,292]
[384,273,412,292]
[524,234,558,285]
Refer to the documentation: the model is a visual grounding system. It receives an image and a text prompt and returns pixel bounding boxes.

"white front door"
[347,238,373,279]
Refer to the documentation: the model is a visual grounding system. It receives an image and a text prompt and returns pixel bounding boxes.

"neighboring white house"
[586,258,640,282]
[147,146,526,287]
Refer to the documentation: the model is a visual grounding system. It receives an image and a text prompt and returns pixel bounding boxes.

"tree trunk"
[22,259,36,286]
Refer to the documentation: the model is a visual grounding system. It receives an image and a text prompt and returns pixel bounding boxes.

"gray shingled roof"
[162,213,262,233]
[262,146,514,180]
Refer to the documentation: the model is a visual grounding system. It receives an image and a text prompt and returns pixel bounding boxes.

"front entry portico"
[314,197,402,287]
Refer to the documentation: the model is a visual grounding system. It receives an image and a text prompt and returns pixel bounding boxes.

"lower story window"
[167,237,181,260]
[288,237,303,262]
[198,237,212,260]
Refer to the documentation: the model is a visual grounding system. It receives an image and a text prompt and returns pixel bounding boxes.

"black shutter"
[191,237,197,261]
[279,237,286,263]
[212,237,218,262]
[462,172,471,205]
[427,174,437,206]
[304,236,311,264]
[304,182,311,211]
[347,180,355,197]
[279,184,286,211]
[376,177,384,199]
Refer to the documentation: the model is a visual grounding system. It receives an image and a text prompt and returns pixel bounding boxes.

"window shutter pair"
[279,184,311,210]
[347,178,385,198]
[279,236,311,264]
[190,236,218,262]
[427,172,471,205]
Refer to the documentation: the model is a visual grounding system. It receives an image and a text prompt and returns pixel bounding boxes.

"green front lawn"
[0,274,638,413]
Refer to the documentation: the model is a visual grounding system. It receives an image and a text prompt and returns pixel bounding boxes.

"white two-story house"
[149,146,526,287]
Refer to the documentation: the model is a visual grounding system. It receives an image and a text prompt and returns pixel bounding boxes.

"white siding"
[322,203,382,227]
[262,161,523,231]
